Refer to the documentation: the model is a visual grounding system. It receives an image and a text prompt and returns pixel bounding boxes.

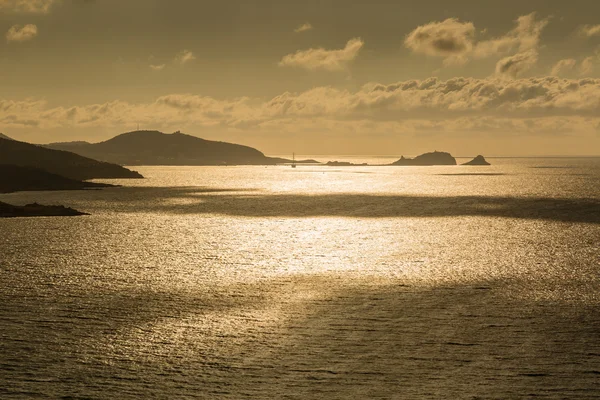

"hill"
[0,138,143,180]
[46,130,316,165]
[392,151,457,166]
[0,133,13,140]
[0,164,114,193]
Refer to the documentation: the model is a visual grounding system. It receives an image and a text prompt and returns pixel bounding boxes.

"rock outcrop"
[462,155,491,166]
[326,161,368,166]
[392,151,457,166]
[0,201,88,218]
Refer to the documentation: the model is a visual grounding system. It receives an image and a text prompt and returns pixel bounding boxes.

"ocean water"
[0,157,599,399]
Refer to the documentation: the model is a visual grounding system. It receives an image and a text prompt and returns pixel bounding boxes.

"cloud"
[5,23,37,42]
[150,64,166,71]
[551,59,577,76]
[3,77,598,154]
[580,54,600,76]
[404,18,475,65]
[175,50,195,65]
[474,13,549,58]
[579,24,600,38]
[279,38,364,71]
[294,22,313,33]
[0,0,57,13]
[495,50,538,77]
[405,13,549,73]
[3,77,600,134]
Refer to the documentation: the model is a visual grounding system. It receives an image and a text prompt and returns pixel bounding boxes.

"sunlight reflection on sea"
[0,157,599,398]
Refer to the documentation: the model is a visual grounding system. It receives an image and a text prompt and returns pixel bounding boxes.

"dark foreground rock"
[0,201,88,218]
[462,155,491,166]
[0,137,142,180]
[392,151,457,166]
[0,164,116,193]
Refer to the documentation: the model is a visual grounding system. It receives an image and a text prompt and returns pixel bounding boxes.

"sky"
[1,0,600,156]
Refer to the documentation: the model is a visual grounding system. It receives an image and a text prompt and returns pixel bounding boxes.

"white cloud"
[150,64,166,71]
[175,50,195,65]
[294,22,313,33]
[279,38,364,71]
[405,13,549,73]
[551,59,577,76]
[580,54,600,76]
[474,13,549,57]
[5,23,37,42]
[404,18,475,65]
[0,0,57,13]
[495,50,538,77]
[579,24,600,38]
[2,77,600,134]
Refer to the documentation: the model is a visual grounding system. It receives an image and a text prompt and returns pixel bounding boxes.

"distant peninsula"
[0,137,142,180]
[46,130,317,166]
[0,201,88,218]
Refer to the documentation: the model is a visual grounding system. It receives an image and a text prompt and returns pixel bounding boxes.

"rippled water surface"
[1,158,599,399]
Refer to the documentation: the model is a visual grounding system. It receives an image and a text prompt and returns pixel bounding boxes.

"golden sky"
[1,0,600,155]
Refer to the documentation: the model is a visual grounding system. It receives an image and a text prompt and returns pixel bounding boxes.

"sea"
[1,156,599,399]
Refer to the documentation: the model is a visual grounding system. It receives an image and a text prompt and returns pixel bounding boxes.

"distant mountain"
[46,140,91,150]
[462,155,491,166]
[0,164,114,193]
[392,151,457,166]
[0,137,143,180]
[46,130,317,166]
[0,133,13,140]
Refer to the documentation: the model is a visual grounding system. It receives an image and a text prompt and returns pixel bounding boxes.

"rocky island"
[325,151,492,167]
[462,155,491,165]
[326,161,369,166]
[392,151,457,166]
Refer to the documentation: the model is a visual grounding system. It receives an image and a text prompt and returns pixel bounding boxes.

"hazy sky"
[1,0,600,155]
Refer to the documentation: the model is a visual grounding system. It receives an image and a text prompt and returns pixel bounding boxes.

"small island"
[462,155,491,166]
[326,161,368,166]
[324,151,493,167]
[392,151,457,166]
[0,201,89,218]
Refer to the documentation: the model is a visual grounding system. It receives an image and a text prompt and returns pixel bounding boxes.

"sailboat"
[291,153,296,168]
